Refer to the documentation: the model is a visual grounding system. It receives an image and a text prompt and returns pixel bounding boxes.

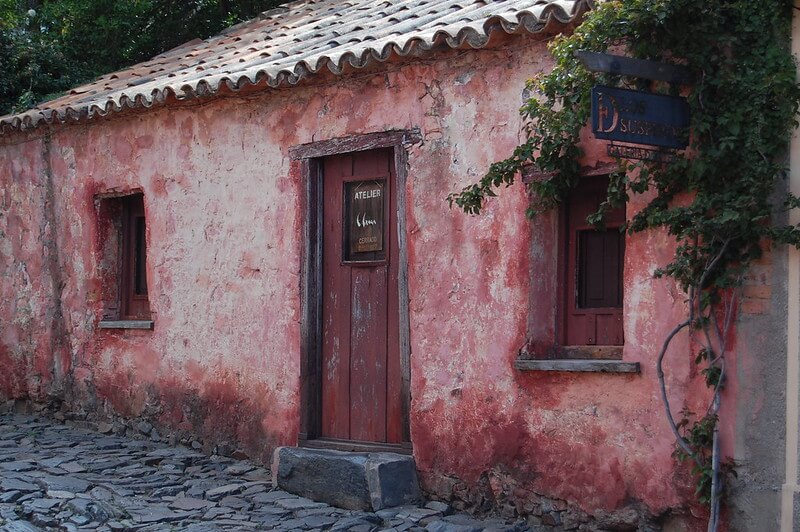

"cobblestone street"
[0,415,532,532]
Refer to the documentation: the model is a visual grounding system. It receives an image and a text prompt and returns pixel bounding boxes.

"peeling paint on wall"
[0,36,763,529]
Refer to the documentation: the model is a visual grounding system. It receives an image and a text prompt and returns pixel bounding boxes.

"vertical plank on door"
[350,148,390,442]
[321,154,353,439]
[350,266,388,442]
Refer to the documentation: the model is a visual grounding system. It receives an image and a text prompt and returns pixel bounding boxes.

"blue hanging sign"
[591,85,690,149]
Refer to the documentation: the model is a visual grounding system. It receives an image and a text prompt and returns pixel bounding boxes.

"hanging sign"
[346,180,385,255]
[576,51,693,85]
[592,86,690,149]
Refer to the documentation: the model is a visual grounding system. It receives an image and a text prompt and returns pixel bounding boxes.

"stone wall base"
[420,469,695,531]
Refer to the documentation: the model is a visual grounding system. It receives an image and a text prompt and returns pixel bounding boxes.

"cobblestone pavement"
[0,414,532,532]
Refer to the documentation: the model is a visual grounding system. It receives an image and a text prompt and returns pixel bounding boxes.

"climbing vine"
[448,1,800,529]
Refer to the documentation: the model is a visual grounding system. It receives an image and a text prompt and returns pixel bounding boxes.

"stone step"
[271,446,421,511]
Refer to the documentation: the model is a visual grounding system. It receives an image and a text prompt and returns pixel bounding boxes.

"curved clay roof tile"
[0,0,592,135]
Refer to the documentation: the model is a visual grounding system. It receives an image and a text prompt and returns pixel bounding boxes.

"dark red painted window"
[121,194,150,320]
[563,176,625,347]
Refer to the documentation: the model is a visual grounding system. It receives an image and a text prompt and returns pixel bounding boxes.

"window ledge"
[98,320,154,330]
[514,358,640,374]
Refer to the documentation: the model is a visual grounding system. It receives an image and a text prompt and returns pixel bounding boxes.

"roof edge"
[0,0,593,136]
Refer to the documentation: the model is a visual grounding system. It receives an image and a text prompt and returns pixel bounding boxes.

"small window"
[562,175,625,350]
[121,194,150,320]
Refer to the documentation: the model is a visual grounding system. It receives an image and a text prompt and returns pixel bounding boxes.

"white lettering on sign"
[355,212,377,228]
[347,179,385,256]
[354,188,382,200]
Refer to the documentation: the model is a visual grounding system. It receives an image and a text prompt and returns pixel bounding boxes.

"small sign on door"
[345,180,385,258]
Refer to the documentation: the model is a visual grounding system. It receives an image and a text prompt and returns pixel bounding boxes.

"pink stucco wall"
[0,35,738,526]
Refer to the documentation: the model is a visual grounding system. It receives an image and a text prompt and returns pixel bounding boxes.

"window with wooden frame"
[96,192,152,328]
[119,194,150,320]
[558,175,625,359]
[517,173,637,372]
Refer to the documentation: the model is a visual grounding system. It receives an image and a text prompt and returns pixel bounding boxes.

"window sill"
[514,358,640,374]
[98,320,154,330]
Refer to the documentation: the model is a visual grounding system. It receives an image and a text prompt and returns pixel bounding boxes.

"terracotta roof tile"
[0,0,592,134]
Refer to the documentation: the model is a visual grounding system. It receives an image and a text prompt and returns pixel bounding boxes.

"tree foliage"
[0,0,290,115]
[449,0,800,522]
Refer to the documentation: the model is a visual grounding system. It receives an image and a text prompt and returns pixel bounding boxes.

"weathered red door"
[321,148,403,444]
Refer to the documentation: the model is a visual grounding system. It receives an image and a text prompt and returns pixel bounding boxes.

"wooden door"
[320,148,403,444]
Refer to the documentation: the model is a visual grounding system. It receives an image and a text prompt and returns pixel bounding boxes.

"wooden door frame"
[290,129,421,452]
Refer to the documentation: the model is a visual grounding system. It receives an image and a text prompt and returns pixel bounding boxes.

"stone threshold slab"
[272,446,421,511]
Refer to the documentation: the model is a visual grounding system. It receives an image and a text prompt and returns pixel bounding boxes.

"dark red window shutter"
[134,215,148,296]
[563,176,624,346]
[121,194,151,320]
